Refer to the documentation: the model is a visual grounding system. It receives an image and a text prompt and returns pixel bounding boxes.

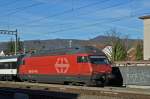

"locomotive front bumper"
[90,73,115,86]
[92,73,114,82]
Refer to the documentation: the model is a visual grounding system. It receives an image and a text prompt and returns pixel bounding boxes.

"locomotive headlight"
[102,75,106,80]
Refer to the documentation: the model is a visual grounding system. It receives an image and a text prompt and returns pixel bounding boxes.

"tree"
[112,39,127,61]
[17,37,24,52]
[7,37,24,54]
[7,38,15,54]
[135,41,143,60]
[105,29,127,62]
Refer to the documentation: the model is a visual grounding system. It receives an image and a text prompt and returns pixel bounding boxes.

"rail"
[0,81,149,99]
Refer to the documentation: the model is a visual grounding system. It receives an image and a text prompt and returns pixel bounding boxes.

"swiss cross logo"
[55,57,70,74]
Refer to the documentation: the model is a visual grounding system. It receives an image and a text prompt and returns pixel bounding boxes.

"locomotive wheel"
[3,75,12,81]
[64,81,69,85]
[68,81,80,86]
[7,76,12,81]
[97,79,109,87]
[68,82,74,86]
[96,81,105,87]
[84,82,93,87]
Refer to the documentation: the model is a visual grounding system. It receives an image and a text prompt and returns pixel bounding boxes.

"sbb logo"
[55,57,70,74]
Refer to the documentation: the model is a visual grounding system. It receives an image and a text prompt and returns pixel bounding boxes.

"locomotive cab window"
[89,56,109,64]
[77,56,89,63]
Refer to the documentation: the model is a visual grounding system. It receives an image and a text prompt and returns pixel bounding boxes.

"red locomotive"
[18,46,113,86]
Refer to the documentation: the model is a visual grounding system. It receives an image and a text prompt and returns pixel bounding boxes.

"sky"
[0,0,150,41]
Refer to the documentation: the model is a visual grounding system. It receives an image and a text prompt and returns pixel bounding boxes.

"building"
[139,15,150,60]
[102,46,112,61]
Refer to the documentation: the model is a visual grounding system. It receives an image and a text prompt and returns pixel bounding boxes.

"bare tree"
[104,29,128,62]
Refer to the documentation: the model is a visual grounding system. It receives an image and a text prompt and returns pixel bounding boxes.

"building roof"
[139,15,150,19]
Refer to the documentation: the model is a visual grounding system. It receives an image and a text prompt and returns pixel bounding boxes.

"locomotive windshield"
[89,56,109,64]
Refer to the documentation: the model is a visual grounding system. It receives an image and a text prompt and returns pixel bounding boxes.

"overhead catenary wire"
[44,12,146,34]
[0,2,44,17]
[13,0,111,27]
[14,0,142,27]
[11,0,145,38]
[29,13,142,37]
[77,0,134,17]
[15,0,137,29]
[0,1,44,31]
[13,0,134,28]
[0,0,20,7]
[1,0,148,38]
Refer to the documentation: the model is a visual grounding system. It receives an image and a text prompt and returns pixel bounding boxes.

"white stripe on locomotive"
[0,69,17,74]
[0,58,17,63]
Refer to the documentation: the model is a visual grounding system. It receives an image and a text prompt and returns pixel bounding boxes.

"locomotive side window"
[11,62,18,69]
[0,63,9,69]
[4,64,9,69]
[89,56,109,64]
[77,56,89,63]
[0,62,17,69]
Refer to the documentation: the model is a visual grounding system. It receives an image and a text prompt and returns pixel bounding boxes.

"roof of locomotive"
[0,54,25,63]
[31,46,105,56]
[0,54,25,59]
[0,55,20,59]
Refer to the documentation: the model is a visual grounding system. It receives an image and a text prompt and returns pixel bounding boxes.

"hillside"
[0,35,142,52]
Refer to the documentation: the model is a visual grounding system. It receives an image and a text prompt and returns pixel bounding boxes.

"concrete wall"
[113,66,150,86]
[143,19,150,60]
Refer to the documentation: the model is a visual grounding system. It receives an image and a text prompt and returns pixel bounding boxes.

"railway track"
[0,81,149,99]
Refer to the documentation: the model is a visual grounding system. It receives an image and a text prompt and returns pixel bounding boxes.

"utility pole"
[0,29,18,55]
[69,40,72,48]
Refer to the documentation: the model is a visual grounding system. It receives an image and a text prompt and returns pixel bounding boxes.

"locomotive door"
[77,56,89,81]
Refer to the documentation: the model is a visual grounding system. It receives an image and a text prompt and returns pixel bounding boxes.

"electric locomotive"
[19,46,113,86]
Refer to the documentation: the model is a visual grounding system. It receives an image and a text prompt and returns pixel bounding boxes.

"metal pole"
[14,39,16,55]
[0,29,19,55]
[15,29,18,55]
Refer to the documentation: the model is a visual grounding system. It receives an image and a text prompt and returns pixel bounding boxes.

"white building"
[140,15,150,60]
[0,51,5,56]
[102,46,112,61]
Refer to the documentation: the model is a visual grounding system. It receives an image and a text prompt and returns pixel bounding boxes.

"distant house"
[102,46,112,61]
[127,48,136,61]
[0,50,5,56]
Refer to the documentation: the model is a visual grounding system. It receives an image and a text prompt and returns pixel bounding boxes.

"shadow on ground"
[0,87,79,99]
